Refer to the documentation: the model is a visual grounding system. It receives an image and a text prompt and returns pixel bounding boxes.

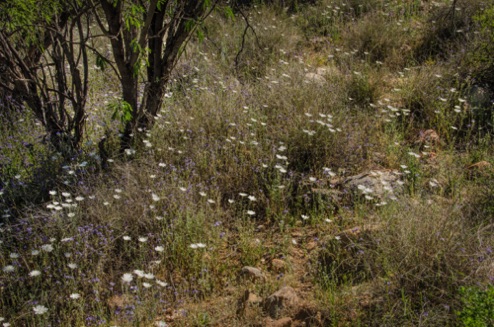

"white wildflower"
[33,305,48,315]
[29,270,41,277]
[41,244,54,252]
[122,273,133,283]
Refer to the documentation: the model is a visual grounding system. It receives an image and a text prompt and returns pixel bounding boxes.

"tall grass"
[1,0,493,325]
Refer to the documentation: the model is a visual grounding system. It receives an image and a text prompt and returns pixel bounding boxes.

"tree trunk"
[120,72,139,150]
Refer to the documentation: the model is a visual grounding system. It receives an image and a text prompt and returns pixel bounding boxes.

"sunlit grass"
[1,0,493,326]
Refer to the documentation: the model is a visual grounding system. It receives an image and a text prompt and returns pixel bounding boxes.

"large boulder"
[343,169,403,200]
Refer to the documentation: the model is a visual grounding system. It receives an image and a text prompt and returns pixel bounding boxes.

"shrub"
[457,285,494,327]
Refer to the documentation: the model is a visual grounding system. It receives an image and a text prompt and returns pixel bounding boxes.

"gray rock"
[240,266,265,280]
[304,72,326,86]
[264,286,300,318]
[343,170,403,200]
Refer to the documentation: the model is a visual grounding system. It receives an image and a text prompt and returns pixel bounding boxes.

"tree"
[0,0,90,156]
[92,0,218,149]
[0,0,219,154]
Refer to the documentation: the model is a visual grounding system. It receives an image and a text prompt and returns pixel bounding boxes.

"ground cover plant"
[1,0,493,326]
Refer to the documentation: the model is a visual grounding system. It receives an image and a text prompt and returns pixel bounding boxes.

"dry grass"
[1,0,494,326]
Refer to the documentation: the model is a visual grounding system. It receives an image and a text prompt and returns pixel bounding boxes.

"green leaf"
[223,6,235,21]
[196,26,205,43]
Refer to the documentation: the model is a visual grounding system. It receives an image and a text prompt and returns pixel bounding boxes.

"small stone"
[240,266,265,280]
[247,292,262,304]
[271,259,286,272]
[264,286,300,318]
[306,241,317,251]
[304,72,326,86]
[266,317,293,327]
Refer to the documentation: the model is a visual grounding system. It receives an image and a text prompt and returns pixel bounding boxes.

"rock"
[306,241,317,251]
[271,259,287,273]
[304,72,326,86]
[343,169,403,200]
[264,286,300,318]
[265,317,293,327]
[240,266,265,281]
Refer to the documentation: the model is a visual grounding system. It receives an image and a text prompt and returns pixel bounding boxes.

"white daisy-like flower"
[248,195,257,202]
[9,253,19,259]
[324,219,332,223]
[31,250,40,256]
[3,265,15,273]
[179,187,187,192]
[152,194,160,202]
[68,263,78,269]
[133,270,145,277]
[138,237,148,243]
[301,215,309,220]
[123,236,131,241]
[41,244,54,252]
[155,246,164,252]
[29,270,41,277]
[33,305,48,315]
[144,273,155,280]
[122,273,133,283]
[207,199,215,204]
[247,210,255,216]
[75,196,84,201]
[69,293,81,299]
[190,243,206,249]
[239,193,248,197]
[49,190,57,195]
[199,192,206,197]
[62,192,71,198]
[228,199,235,204]
[156,280,168,287]
[142,282,152,288]
[67,212,76,218]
